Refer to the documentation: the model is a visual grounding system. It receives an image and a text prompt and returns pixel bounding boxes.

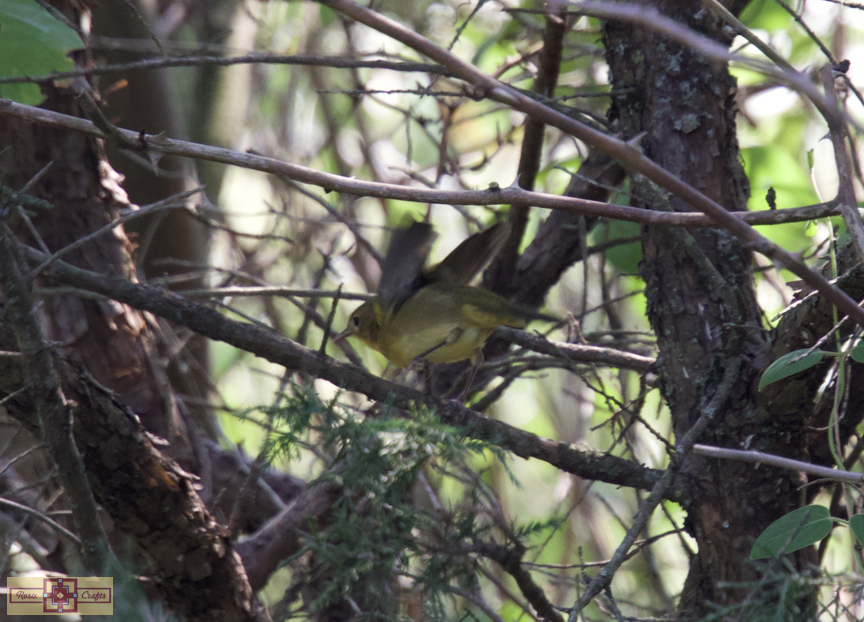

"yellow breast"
[375,283,528,368]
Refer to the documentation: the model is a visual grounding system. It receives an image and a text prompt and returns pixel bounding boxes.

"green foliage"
[592,218,642,274]
[0,0,82,105]
[849,514,864,547]
[512,515,564,540]
[851,343,864,364]
[758,349,825,390]
[259,386,528,618]
[739,0,792,37]
[1,184,53,218]
[701,558,818,621]
[750,505,833,559]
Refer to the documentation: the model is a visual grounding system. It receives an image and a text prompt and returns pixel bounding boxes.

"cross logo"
[43,578,78,614]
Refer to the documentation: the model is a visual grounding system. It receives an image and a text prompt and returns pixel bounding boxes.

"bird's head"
[335,300,382,346]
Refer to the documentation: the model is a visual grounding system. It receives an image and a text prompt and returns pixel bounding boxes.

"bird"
[336,221,556,396]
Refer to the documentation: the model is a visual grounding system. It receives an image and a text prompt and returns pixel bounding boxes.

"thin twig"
[692,444,864,484]
[0,497,81,546]
[820,65,864,265]
[494,326,654,372]
[0,54,449,85]
[10,162,54,255]
[771,0,836,64]
[567,358,741,618]
[116,0,166,56]
[175,286,371,301]
[30,189,202,278]
[700,0,797,73]
[319,284,343,354]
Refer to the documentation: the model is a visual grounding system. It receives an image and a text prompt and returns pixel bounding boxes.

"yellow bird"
[337,222,555,375]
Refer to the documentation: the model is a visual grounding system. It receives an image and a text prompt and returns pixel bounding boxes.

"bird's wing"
[377,221,436,310]
[426,222,510,286]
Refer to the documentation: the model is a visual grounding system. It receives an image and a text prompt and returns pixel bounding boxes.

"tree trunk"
[604,1,818,617]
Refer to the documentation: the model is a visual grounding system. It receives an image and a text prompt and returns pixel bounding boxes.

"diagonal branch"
[317,0,864,329]
[567,358,742,619]
[820,65,864,264]
[19,243,672,496]
[478,542,564,622]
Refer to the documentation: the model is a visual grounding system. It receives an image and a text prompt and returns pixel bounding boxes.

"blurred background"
[3,0,864,618]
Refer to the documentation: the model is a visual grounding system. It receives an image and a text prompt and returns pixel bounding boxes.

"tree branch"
[494,326,654,373]
[487,6,568,294]
[317,0,864,329]
[0,99,844,229]
[820,65,864,264]
[478,542,564,622]
[0,53,450,85]
[236,483,341,590]
[568,358,742,618]
[692,444,864,484]
[20,244,672,496]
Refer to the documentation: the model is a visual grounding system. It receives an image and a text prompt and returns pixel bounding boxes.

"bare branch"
[692,444,864,484]
[0,496,82,546]
[0,53,449,85]
[30,189,203,277]
[236,483,340,590]
[174,285,372,301]
[0,99,847,229]
[20,243,672,495]
[494,326,655,373]
[820,65,864,265]
[568,357,742,617]
[315,0,864,329]
[479,542,564,622]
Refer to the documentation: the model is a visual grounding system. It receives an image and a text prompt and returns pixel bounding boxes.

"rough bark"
[90,0,215,436]
[604,0,819,617]
[0,76,271,618]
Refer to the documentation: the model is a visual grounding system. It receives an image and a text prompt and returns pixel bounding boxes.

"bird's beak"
[333,326,354,343]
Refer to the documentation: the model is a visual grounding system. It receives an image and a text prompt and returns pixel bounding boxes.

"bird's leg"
[421,361,434,394]
[455,351,483,404]
[390,363,413,386]
[394,360,427,391]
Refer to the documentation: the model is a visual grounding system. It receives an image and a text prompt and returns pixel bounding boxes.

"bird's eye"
[352,316,360,327]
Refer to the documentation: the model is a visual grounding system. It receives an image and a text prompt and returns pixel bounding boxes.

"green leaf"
[758,349,824,390]
[851,343,864,364]
[850,514,864,546]
[750,505,832,559]
[592,218,642,275]
[0,0,83,105]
